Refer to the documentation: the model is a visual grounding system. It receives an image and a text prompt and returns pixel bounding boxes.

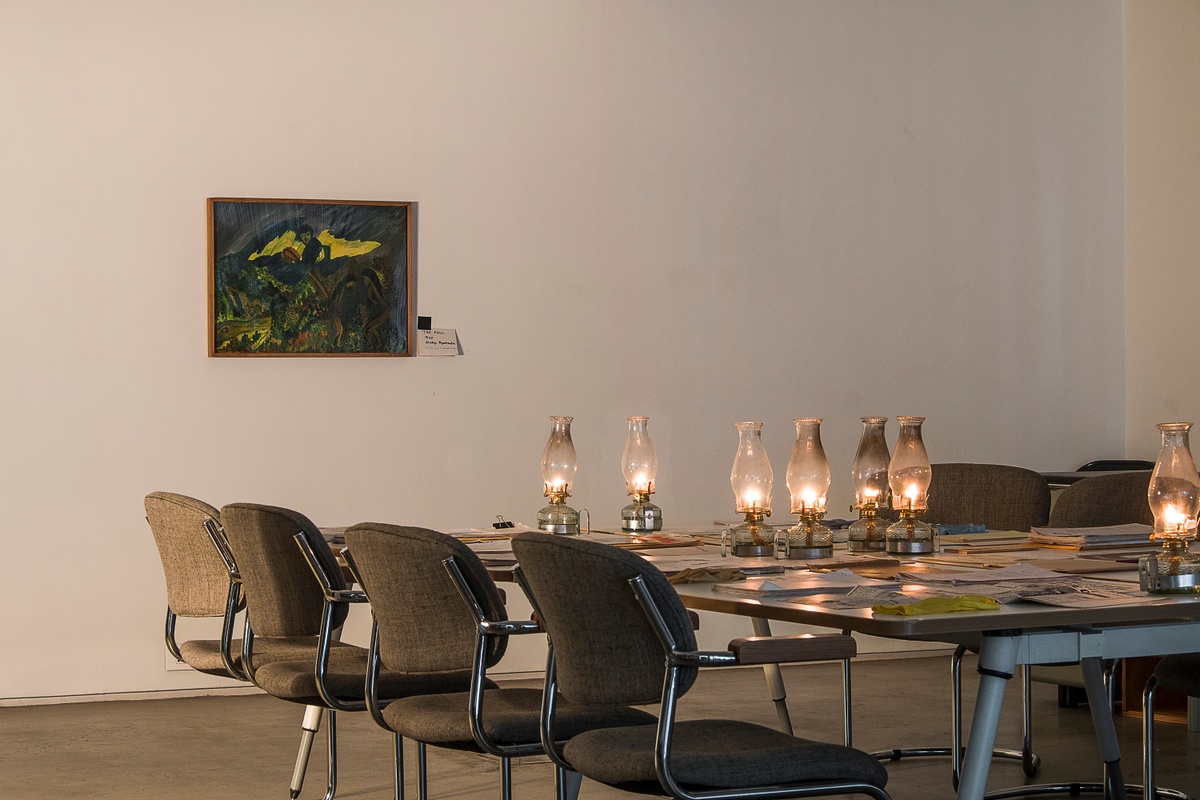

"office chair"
[1142,655,1197,800]
[145,491,244,680]
[342,523,654,800]
[511,531,889,800]
[221,503,476,800]
[871,464,1050,785]
[1047,470,1154,528]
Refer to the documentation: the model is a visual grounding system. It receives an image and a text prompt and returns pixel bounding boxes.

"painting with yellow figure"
[248,230,382,262]
[208,198,414,357]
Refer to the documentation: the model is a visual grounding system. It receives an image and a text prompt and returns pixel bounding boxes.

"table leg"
[1080,658,1127,800]
[751,617,794,735]
[957,633,1020,800]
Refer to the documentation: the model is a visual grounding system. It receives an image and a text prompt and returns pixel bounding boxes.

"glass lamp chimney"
[620,416,662,532]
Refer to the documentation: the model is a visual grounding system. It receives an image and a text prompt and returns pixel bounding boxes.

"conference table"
[670,571,1200,800]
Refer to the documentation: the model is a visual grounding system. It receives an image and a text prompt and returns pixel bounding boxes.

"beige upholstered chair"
[221,503,481,800]
[145,492,244,680]
[511,531,890,800]
[343,523,655,800]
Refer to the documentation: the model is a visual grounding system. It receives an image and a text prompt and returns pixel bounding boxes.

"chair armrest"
[479,619,542,636]
[728,633,857,665]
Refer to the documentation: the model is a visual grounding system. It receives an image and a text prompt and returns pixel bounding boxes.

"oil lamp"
[537,415,581,534]
[885,416,934,554]
[848,417,891,552]
[729,421,774,556]
[620,416,662,532]
[778,418,833,558]
[1139,422,1200,594]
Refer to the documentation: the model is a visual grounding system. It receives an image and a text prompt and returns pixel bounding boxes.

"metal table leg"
[752,617,795,735]
[958,633,1021,800]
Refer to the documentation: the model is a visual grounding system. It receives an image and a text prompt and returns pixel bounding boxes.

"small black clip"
[492,515,515,529]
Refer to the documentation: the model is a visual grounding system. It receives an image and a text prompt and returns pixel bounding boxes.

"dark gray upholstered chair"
[221,504,480,800]
[873,464,1051,785]
[146,492,245,680]
[1047,470,1153,528]
[510,531,890,800]
[926,462,1052,531]
[1143,655,1198,800]
[342,524,655,800]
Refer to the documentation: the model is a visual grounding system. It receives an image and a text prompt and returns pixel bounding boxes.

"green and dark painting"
[209,199,412,356]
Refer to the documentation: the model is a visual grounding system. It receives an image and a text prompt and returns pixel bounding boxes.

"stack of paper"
[1028,523,1154,549]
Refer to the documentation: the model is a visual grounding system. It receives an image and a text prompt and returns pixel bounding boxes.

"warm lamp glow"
[849,417,891,552]
[728,421,774,556]
[620,416,663,532]
[885,416,934,554]
[780,417,833,559]
[537,416,581,535]
[730,422,773,514]
[1140,422,1200,594]
[621,416,658,495]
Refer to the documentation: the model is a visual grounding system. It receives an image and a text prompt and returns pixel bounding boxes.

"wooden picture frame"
[208,198,415,356]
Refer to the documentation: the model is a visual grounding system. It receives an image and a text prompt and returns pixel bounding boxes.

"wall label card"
[417,328,460,356]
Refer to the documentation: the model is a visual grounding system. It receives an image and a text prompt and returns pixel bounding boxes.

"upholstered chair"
[511,531,890,800]
[145,491,244,679]
[1143,654,1200,799]
[221,503,480,800]
[1047,471,1153,528]
[925,463,1052,531]
[343,523,654,800]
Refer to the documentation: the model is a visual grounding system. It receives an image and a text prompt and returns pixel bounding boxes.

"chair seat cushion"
[182,635,346,678]
[252,646,479,705]
[178,639,241,677]
[382,687,655,746]
[1154,653,1200,697]
[562,719,888,791]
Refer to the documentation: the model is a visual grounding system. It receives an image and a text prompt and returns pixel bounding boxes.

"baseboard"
[1,647,954,707]
[0,684,264,707]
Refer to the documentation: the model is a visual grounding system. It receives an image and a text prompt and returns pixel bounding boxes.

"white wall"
[1125,0,1200,456]
[0,0,1125,700]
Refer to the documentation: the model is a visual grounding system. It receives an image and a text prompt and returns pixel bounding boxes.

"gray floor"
[2,655,1197,800]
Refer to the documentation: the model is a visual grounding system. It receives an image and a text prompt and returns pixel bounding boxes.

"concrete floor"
[2,655,1197,800]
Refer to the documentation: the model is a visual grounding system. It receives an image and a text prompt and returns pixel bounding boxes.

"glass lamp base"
[729,520,774,557]
[885,517,934,555]
[620,500,662,532]
[537,503,580,535]
[777,522,833,560]
[848,515,887,552]
[1139,544,1200,594]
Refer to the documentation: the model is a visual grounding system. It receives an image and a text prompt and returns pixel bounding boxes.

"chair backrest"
[511,531,697,706]
[145,492,230,618]
[1077,459,1155,472]
[1047,471,1154,527]
[343,523,508,673]
[924,463,1051,532]
[220,503,348,637]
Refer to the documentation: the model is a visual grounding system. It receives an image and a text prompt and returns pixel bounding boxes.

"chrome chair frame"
[1142,673,1194,800]
[223,529,369,800]
[342,546,575,800]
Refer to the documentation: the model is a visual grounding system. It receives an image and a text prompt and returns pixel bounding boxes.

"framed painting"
[208,198,414,356]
